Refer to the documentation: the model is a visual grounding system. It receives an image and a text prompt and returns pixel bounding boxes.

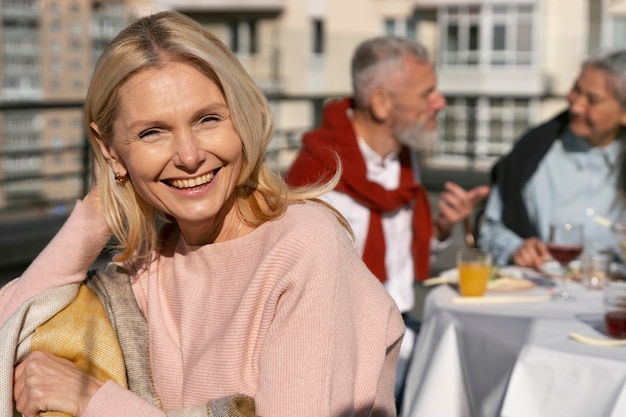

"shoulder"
[282,199,346,229]
[275,200,353,247]
[492,110,569,183]
[242,200,353,261]
[271,200,401,314]
[261,201,365,279]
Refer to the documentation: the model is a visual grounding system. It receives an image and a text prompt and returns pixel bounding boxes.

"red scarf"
[286,98,432,282]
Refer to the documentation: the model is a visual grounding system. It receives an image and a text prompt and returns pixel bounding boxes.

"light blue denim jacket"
[479,130,625,266]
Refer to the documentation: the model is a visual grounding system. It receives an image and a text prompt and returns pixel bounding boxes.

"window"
[72,80,84,92]
[48,1,61,13]
[383,16,417,40]
[4,57,37,73]
[5,113,37,130]
[229,21,239,53]
[3,36,38,53]
[51,137,65,149]
[612,16,626,47]
[440,6,481,67]
[49,20,62,32]
[491,4,534,66]
[312,19,324,54]
[49,79,61,91]
[5,133,38,151]
[70,39,83,52]
[68,59,82,71]
[93,1,124,14]
[70,21,82,36]
[4,0,37,11]
[384,18,395,36]
[228,20,258,55]
[4,154,42,177]
[93,18,124,39]
[406,18,417,40]
[49,41,62,54]
[440,4,535,68]
[437,96,538,158]
[50,61,62,73]
[3,77,18,89]
[52,154,64,167]
[3,75,39,91]
[249,20,258,55]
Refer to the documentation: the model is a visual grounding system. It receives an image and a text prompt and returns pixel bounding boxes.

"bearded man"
[285,36,489,405]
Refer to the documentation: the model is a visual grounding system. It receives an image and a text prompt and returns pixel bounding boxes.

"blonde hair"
[85,11,342,263]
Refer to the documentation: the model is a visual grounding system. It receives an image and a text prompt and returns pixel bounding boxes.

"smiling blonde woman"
[0,11,404,417]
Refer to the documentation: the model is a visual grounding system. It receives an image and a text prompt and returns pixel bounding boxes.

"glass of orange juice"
[457,249,493,297]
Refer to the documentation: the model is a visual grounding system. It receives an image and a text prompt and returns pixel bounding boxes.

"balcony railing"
[0,96,492,283]
[0,96,332,222]
[0,100,87,221]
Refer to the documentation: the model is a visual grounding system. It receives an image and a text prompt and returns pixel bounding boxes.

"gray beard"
[394,123,440,151]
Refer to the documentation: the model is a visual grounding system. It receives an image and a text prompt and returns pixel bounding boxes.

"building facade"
[154,0,626,171]
[0,0,132,214]
[1,0,625,219]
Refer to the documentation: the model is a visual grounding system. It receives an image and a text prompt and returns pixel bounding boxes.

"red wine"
[547,243,582,265]
[605,311,626,338]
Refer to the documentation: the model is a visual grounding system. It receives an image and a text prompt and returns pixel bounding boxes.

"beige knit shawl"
[0,263,255,417]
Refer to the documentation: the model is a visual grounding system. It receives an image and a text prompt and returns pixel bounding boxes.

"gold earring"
[114,173,127,184]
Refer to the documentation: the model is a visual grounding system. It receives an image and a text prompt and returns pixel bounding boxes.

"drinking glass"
[604,277,626,339]
[457,249,492,297]
[581,252,610,290]
[547,221,584,302]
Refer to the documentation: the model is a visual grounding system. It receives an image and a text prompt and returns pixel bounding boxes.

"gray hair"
[586,50,626,197]
[351,36,430,109]
[584,48,626,108]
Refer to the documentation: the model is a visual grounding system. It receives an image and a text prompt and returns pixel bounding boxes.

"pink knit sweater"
[0,200,404,417]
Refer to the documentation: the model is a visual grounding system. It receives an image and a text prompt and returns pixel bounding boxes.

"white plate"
[437,266,536,292]
[440,265,533,281]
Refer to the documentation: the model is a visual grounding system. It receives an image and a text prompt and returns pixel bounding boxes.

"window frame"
[439,4,536,68]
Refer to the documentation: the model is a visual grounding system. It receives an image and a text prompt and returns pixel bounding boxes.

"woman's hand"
[511,237,551,269]
[14,351,104,417]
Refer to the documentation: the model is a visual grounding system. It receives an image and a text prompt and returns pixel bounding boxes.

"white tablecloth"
[400,280,626,417]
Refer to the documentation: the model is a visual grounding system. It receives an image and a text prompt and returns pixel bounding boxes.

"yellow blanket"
[4,265,257,417]
[32,284,127,417]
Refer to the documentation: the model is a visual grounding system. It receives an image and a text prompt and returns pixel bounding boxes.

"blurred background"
[1,0,624,282]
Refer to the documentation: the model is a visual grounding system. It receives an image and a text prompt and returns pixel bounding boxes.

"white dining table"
[400,272,626,417]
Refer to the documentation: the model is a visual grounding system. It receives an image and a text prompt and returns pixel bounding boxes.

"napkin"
[452,295,551,304]
[568,332,626,347]
[423,276,454,287]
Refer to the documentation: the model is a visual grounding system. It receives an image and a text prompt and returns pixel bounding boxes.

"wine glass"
[547,221,584,302]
